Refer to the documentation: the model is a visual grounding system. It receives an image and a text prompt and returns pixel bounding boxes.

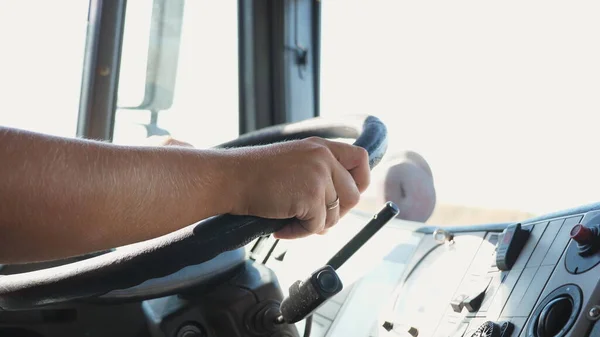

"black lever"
[277,202,400,324]
[327,201,400,270]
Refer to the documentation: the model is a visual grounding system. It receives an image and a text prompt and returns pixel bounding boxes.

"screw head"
[589,306,600,320]
[433,229,454,243]
[98,66,110,76]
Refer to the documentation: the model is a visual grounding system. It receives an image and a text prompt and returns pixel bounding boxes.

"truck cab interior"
[1,1,600,337]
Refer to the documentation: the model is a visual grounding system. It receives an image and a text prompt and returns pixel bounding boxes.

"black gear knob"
[277,202,399,324]
[279,265,343,324]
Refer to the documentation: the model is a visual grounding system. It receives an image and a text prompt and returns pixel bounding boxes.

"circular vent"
[526,284,582,337]
[471,321,500,337]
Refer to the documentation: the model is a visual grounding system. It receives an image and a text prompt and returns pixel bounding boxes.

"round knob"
[570,224,593,244]
[536,296,573,337]
[177,324,205,337]
[470,321,500,337]
[316,270,339,293]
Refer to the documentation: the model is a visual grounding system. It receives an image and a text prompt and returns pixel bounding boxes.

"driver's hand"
[227,137,370,239]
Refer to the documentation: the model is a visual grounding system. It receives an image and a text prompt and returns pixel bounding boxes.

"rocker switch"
[496,223,530,271]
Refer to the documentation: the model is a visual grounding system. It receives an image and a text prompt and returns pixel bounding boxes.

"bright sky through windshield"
[0,1,88,137]
[321,0,600,215]
[1,1,600,216]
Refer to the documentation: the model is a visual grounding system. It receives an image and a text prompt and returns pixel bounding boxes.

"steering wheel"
[0,115,388,311]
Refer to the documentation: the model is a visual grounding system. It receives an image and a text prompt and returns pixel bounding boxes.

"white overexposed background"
[321,0,600,216]
[2,1,600,218]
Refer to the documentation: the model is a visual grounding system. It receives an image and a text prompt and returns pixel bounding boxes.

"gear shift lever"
[276,202,400,324]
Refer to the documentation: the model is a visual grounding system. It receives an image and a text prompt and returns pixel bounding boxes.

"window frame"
[77,0,321,141]
[238,0,321,133]
[77,0,127,141]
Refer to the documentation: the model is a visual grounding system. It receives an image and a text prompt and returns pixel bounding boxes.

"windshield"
[320,1,600,222]
[1,1,597,225]
[0,1,88,137]
[114,0,239,148]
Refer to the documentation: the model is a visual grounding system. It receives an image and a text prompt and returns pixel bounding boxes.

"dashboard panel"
[282,206,600,337]
[423,214,586,337]
[383,210,600,337]
[2,204,600,337]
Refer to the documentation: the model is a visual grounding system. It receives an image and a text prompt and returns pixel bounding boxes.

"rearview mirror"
[118,0,184,112]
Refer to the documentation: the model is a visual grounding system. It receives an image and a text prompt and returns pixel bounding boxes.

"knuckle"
[357,147,369,162]
[319,162,332,177]
[345,189,361,207]
[312,143,333,158]
[305,136,325,145]
[302,139,335,162]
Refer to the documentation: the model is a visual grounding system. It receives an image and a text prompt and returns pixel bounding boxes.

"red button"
[570,224,593,244]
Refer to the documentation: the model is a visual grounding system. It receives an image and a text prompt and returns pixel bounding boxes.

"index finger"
[323,140,370,193]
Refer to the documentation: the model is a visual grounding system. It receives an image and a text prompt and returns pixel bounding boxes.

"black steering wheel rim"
[0,115,388,311]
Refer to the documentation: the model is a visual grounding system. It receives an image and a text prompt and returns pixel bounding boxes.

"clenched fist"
[224,137,370,239]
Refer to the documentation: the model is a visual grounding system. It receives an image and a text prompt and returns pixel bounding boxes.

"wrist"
[208,149,248,215]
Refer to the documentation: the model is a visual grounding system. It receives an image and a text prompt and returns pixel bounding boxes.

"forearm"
[0,127,236,263]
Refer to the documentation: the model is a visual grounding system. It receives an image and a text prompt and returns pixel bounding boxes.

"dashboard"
[3,203,600,337]
[274,205,600,337]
